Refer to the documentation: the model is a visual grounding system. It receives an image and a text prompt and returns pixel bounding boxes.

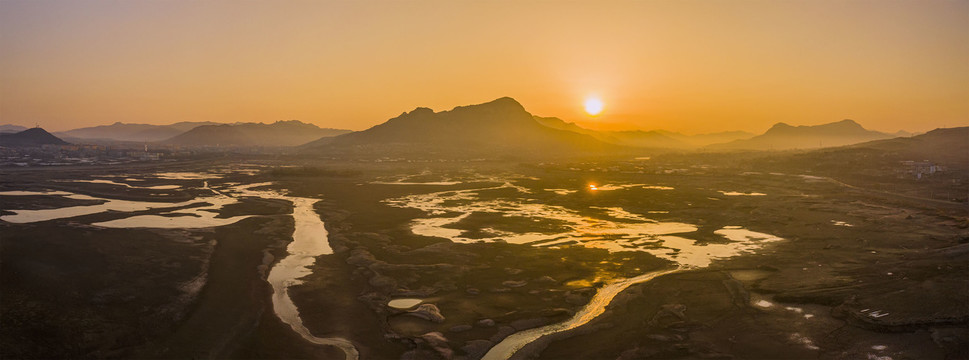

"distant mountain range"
[55,121,221,142]
[300,98,920,156]
[533,117,755,148]
[5,100,923,153]
[761,126,969,180]
[302,97,613,155]
[0,128,69,147]
[708,119,893,150]
[21,120,352,147]
[163,120,351,147]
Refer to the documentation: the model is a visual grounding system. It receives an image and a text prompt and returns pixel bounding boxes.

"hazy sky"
[2,1,967,133]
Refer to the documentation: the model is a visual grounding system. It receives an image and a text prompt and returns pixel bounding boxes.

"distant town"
[0,142,297,167]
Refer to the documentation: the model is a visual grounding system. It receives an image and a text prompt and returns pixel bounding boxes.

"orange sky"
[1,1,967,134]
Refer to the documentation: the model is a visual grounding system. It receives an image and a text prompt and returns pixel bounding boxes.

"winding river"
[1,176,782,360]
[482,267,683,360]
[235,184,360,360]
[383,181,785,360]
[0,180,360,359]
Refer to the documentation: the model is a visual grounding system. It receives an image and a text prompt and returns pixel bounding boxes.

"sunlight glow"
[584,97,604,116]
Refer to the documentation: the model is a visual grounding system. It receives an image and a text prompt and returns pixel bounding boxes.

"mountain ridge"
[0,128,69,147]
[164,120,351,147]
[708,119,893,150]
[56,121,222,142]
[302,97,617,155]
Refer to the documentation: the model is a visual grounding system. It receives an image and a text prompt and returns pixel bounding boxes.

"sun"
[584,97,604,116]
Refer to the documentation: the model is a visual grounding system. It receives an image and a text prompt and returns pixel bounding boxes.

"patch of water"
[1,192,212,224]
[2,179,356,358]
[92,194,249,228]
[388,180,785,359]
[715,227,783,242]
[719,191,767,196]
[388,298,423,310]
[544,189,577,195]
[229,183,357,359]
[388,183,782,266]
[595,184,644,191]
[72,179,181,190]
[754,300,774,308]
[154,172,223,180]
[728,269,773,282]
[371,181,462,185]
[0,190,73,196]
[482,268,682,360]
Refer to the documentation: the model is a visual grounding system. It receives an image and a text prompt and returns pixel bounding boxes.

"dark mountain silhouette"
[843,127,969,165]
[56,121,221,142]
[302,97,615,155]
[0,128,69,147]
[533,117,753,148]
[708,119,892,150]
[0,124,28,134]
[164,120,350,147]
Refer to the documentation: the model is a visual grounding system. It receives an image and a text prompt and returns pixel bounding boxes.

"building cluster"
[898,160,945,180]
[0,144,179,167]
[0,143,299,167]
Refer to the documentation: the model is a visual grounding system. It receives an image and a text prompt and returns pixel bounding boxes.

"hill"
[709,119,892,150]
[163,120,350,147]
[533,117,754,148]
[755,127,969,203]
[0,125,28,134]
[56,121,220,142]
[302,97,616,156]
[0,128,69,147]
[842,126,968,166]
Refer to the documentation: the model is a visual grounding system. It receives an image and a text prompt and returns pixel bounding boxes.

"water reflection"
[385,182,781,268]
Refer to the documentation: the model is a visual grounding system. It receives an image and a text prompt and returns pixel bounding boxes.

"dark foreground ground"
[1,154,966,359]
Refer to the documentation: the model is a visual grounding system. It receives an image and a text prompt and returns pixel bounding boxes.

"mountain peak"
[313,97,614,155]
[0,127,69,147]
[408,107,434,116]
[829,119,864,129]
[457,97,525,113]
[488,96,522,106]
[163,121,350,146]
[712,119,889,150]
